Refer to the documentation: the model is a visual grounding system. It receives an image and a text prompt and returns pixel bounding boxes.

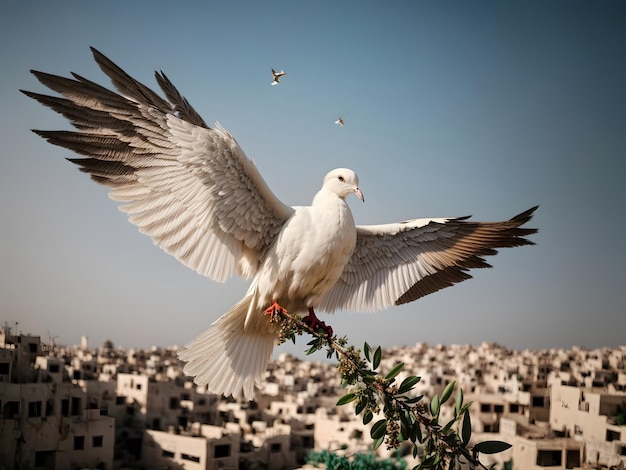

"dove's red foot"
[264,301,286,322]
[303,308,334,337]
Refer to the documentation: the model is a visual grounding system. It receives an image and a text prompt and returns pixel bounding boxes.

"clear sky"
[1,1,624,357]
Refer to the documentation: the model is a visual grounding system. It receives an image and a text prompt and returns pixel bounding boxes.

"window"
[71,397,82,416]
[136,383,142,390]
[565,449,580,469]
[181,453,200,463]
[28,401,42,418]
[214,444,231,458]
[35,450,55,468]
[48,363,59,373]
[162,450,175,458]
[494,405,504,413]
[532,396,545,407]
[61,399,69,417]
[606,429,620,442]
[92,435,104,447]
[116,396,126,405]
[480,404,491,412]
[169,397,179,409]
[74,436,85,450]
[4,401,20,419]
[509,404,519,413]
[536,450,561,466]
[0,362,9,375]
[270,443,282,453]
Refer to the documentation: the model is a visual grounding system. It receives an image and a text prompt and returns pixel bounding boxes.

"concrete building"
[550,382,626,468]
[0,327,115,470]
[3,322,626,470]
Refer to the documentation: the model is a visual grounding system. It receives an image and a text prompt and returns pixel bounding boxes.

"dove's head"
[324,168,364,202]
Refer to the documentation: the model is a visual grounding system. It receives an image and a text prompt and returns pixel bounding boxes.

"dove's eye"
[338,176,345,182]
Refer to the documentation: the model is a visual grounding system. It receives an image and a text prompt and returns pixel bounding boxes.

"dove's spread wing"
[319,206,538,312]
[23,47,294,282]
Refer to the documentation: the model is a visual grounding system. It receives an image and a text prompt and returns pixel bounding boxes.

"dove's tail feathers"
[178,296,276,400]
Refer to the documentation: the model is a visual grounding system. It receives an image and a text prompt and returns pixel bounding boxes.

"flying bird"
[23,48,538,400]
[271,68,286,85]
[335,117,345,126]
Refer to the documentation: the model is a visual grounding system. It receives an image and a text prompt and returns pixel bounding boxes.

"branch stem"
[274,309,490,469]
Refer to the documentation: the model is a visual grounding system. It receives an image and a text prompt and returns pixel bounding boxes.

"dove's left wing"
[319,206,538,313]
[22,48,294,283]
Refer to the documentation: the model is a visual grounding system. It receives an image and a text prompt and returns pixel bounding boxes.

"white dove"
[271,68,286,86]
[335,117,345,126]
[23,48,538,400]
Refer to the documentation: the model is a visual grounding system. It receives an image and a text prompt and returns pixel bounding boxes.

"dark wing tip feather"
[395,267,473,305]
[510,205,539,224]
[89,47,171,112]
[155,70,208,128]
[395,205,538,305]
[67,157,137,185]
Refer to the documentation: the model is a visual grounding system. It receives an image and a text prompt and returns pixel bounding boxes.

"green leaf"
[459,446,473,461]
[455,387,464,414]
[363,410,373,425]
[373,346,382,370]
[404,394,423,404]
[355,397,367,415]
[430,394,440,417]
[440,380,456,405]
[442,417,456,434]
[420,454,436,467]
[473,440,512,454]
[373,436,384,450]
[399,410,414,429]
[398,375,420,394]
[415,422,423,443]
[364,342,371,361]
[461,410,471,445]
[336,393,357,406]
[385,362,404,380]
[370,419,387,439]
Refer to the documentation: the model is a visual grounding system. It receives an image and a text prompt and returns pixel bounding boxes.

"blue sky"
[1,1,624,356]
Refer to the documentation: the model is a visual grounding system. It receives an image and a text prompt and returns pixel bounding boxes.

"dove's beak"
[354,188,364,202]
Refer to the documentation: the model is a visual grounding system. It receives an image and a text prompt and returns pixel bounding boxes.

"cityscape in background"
[0,323,625,470]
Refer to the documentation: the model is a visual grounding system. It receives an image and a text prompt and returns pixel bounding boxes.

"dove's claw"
[302,308,334,337]
[264,301,286,322]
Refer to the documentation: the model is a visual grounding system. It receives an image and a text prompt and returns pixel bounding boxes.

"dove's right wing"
[319,207,538,313]
[22,47,294,282]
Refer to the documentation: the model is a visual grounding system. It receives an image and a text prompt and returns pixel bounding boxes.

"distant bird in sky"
[23,48,538,400]
[335,117,345,126]
[271,68,286,86]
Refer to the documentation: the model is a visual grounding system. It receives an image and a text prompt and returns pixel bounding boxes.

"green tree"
[306,450,407,469]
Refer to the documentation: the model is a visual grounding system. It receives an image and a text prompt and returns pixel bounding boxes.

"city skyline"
[1,1,624,355]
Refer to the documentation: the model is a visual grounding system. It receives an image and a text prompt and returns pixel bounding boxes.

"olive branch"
[272,309,511,470]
